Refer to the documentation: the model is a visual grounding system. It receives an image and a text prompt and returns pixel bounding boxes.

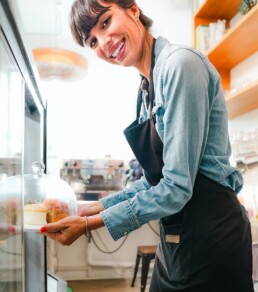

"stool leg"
[141,256,151,292]
[131,254,141,287]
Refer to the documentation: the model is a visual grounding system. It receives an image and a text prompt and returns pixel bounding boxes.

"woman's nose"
[99,35,112,53]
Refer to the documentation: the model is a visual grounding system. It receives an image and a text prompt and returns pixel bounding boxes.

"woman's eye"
[102,17,111,28]
[90,37,97,48]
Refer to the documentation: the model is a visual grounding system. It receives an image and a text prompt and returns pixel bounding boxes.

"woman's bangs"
[81,2,110,40]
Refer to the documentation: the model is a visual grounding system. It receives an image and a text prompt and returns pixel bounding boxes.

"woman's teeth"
[111,41,124,58]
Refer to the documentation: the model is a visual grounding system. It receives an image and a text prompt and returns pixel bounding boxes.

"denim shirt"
[100,36,243,241]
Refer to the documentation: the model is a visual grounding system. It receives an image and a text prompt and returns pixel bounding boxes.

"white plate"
[24,225,43,232]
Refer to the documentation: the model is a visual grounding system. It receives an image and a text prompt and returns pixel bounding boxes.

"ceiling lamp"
[33,48,88,82]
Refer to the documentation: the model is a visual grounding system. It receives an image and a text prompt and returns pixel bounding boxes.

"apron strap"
[136,76,145,118]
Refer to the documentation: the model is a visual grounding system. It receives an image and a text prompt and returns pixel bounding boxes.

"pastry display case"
[0,1,67,291]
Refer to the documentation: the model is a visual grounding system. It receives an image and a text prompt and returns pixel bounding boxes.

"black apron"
[123,39,254,291]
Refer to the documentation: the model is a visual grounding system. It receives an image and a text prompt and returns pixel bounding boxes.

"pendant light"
[33,48,88,82]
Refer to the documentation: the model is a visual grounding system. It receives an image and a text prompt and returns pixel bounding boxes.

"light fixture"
[33,48,88,82]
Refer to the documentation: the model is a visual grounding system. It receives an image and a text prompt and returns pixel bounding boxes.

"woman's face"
[85,2,144,68]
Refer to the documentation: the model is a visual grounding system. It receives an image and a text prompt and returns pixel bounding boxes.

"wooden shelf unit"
[194,0,241,19]
[207,5,258,71]
[194,0,258,119]
[193,0,242,49]
[226,80,258,119]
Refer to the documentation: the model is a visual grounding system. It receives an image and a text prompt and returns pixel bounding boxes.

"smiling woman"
[39,0,254,291]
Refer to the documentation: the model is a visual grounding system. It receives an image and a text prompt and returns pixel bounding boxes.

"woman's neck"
[135,32,154,81]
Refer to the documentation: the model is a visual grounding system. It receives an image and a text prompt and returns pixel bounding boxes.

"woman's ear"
[130,3,140,19]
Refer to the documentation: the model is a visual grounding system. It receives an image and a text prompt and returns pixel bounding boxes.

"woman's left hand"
[40,216,86,246]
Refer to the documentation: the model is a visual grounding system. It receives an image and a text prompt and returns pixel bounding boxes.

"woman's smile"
[110,39,125,59]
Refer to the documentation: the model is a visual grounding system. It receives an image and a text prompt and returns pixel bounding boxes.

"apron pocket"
[159,222,192,283]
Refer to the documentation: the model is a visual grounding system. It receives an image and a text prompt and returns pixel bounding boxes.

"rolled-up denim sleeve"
[100,175,151,240]
[100,199,142,240]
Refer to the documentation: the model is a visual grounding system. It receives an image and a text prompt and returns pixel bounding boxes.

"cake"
[43,199,70,223]
[24,199,70,225]
[24,203,48,225]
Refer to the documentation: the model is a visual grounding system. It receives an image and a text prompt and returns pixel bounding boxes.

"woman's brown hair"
[70,0,153,47]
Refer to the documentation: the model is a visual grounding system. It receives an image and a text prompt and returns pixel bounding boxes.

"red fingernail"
[8,226,16,233]
[40,226,47,233]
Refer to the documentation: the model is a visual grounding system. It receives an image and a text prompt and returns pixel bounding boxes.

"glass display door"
[0,30,24,292]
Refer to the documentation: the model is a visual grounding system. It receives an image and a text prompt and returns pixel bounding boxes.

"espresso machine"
[60,158,128,201]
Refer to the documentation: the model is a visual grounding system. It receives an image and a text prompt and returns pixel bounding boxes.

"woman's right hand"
[40,214,105,246]
[77,200,104,217]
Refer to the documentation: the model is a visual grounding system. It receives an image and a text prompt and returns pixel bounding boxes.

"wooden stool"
[131,245,157,292]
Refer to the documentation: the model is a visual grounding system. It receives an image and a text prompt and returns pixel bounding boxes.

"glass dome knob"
[32,161,45,176]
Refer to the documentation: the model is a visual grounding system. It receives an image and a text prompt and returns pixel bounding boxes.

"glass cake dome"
[0,161,77,227]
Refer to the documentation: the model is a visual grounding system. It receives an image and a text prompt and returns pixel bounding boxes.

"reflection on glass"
[0,33,24,291]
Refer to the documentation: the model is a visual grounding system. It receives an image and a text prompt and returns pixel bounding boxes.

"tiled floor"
[68,278,148,292]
